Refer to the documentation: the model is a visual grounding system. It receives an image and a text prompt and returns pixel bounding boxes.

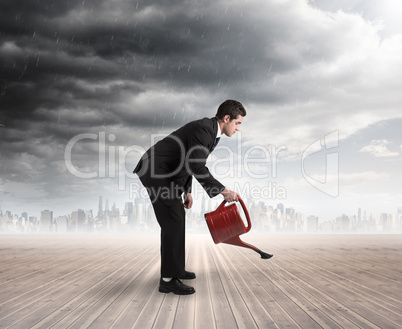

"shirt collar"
[216,123,222,139]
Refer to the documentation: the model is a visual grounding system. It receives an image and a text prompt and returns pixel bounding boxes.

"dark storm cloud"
[1,0,302,125]
[2,0,329,153]
[0,0,359,180]
[0,2,253,214]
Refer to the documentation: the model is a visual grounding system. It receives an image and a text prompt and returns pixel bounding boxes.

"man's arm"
[186,126,225,197]
[185,121,239,201]
[221,188,240,202]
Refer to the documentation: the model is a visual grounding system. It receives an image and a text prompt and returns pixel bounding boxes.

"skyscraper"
[40,210,53,233]
[56,215,68,233]
[98,196,103,219]
[277,203,284,214]
[72,209,86,232]
[307,215,318,232]
[124,202,134,226]
[21,212,28,228]
[105,199,110,217]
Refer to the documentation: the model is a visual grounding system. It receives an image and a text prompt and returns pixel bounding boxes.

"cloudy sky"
[1,0,401,222]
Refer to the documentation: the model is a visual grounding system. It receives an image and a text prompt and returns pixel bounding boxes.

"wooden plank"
[230,250,347,329]
[114,234,193,329]
[50,251,156,329]
[289,253,402,321]
[216,247,279,329]
[49,247,157,329]
[204,239,239,329]
[130,284,166,329]
[193,237,217,329]
[87,257,160,328]
[211,238,275,329]
[275,247,402,327]
[0,234,401,329]
[171,237,197,329]
[0,245,132,320]
[302,239,402,275]
[6,244,155,329]
[1,253,116,326]
[302,251,402,300]
[109,263,160,328]
[0,240,84,287]
[232,245,323,328]
[286,243,402,294]
[1,250,130,327]
[0,235,136,304]
[151,294,181,329]
[0,248,66,283]
[266,259,360,329]
[274,236,402,305]
[250,234,402,328]
[217,243,301,329]
[257,250,367,329]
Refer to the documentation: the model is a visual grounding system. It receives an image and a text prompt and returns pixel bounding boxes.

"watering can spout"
[204,197,273,259]
[223,235,273,259]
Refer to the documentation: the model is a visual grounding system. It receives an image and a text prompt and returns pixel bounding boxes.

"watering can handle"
[238,197,252,233]
[218,198,252,233]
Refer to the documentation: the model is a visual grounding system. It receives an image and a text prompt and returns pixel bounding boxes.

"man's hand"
[221,188,240,202]
[183,193,193,209]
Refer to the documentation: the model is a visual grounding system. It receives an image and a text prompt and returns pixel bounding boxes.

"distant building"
[105,199,110,217]
[335,214,349,232]
[250,202,268,231]
[98,196,103,219]
[40,210,53,233]
[71,209,86,232]
[124,202,134,226]
[307,216,318,232]
[320,220,333,232]
[28,216,39,233]
[56,215,68,233]
[136,202,144,228]
[380,213,390,232]
[22,212,28,222]
[277,203,284,214]
[285,207,295,219]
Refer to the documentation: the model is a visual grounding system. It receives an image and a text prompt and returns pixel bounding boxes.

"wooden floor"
[0,233,401,329]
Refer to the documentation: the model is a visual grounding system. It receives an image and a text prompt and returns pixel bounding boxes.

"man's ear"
[224,115,231,123]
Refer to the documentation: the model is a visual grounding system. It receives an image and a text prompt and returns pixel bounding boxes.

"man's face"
[222,115,244,137]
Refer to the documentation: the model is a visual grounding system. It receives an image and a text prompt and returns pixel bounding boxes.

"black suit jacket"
[134,117,225,198]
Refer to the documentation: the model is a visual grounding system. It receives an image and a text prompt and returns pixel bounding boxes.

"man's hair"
[215,100,246,120]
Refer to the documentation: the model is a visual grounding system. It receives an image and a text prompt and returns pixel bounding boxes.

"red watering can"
[204,198,273,259]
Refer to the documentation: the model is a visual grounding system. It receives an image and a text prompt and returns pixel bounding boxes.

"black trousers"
[138,172,186,278]
[150,195,186,278]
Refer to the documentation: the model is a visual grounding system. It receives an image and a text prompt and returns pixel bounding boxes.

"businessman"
[133,100,246,295]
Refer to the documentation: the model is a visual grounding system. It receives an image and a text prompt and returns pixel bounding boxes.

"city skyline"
[1,194,401,234]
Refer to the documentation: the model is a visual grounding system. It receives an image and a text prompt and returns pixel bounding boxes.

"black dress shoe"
[159,278,195,295]
[180,271,196,280]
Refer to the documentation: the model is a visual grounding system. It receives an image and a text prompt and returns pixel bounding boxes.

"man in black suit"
[133,99,246,295]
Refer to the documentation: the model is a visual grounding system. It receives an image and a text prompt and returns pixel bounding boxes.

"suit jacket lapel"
[210,117,218,152]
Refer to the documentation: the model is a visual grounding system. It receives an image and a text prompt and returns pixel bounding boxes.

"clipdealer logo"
[64,131,288,199]
[64,130,340,200]
[302,130,339,198]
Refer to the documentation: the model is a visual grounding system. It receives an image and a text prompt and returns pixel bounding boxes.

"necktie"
[211,137,220,151]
